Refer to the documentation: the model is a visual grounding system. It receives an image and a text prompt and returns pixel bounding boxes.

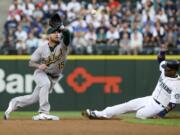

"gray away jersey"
[30,41,68,77]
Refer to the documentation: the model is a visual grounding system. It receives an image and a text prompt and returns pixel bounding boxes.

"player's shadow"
[165,115,180,119]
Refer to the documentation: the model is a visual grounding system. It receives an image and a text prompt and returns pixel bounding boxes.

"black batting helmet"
[162,60,180,71]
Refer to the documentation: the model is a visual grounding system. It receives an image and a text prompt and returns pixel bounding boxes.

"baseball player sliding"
[83,49,180,119]
[4,13,71,120]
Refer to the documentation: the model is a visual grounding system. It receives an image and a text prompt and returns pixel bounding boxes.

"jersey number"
[58,61,64,70]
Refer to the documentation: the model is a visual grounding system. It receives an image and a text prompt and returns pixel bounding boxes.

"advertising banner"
[0,55,180,111]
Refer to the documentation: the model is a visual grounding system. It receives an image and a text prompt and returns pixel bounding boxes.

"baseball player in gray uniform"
[4,13,71,120]
[83,49,180,119]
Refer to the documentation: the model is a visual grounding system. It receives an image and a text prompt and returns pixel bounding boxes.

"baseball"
[90,9,97,16]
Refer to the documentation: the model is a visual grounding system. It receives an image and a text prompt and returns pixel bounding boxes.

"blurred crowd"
[0,0,179,55]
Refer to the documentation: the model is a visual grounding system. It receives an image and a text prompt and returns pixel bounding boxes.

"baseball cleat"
[4,102,13,120]
[82,109,100,119]
[3,112,10,120]
[81,109,90,118]
[32,113,59,121]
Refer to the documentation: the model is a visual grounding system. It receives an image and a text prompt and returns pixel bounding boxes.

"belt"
[47,73,59,78]
[153,98,166,108]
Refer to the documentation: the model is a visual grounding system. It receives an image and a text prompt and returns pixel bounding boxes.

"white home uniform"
[92,61,180,119]
[7,41,68,114]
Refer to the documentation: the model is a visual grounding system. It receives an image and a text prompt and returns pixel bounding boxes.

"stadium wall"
[0,55,180,111]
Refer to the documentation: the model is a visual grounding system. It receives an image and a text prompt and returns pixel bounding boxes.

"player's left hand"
[38,64,48,70]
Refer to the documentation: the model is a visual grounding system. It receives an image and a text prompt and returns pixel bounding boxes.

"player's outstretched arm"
[157,50,166,64]
[157,44,168,63]
[62,29,71,46]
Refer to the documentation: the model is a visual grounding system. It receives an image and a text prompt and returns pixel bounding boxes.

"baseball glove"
[49,13,62,28]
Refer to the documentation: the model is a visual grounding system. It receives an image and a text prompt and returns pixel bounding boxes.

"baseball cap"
[47,24,64,34]
[162,60,180,71]
[47,27,59,34]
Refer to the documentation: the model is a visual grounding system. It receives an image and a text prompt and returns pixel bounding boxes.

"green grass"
[125,119,180,126]
[120,112,180,126]
[0,111,82,119]
[1,111,180,126]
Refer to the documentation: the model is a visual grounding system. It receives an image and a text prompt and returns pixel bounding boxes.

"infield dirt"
[0,119,180,135]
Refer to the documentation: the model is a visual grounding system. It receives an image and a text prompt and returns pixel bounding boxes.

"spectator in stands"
[176,9,180,23]
[165,0,177,15]
[67,0,81,12]
[22,0,35,16]
[110,15,119,28]
[41,21,49,35]
[33,2,44,21]
[9,0,22,12]
[165,29,177,53]
[38,34,48,47]
[4,14,18,40]
[96,27,107,45]
[2,36,17,54]
[8,0,22,22]
[106,25,119,46]
[133,20,142,33]
[70,17,88,34]
[153,21,165,43]
[155,8,168,24]
[16,39,26,54]
[141,0,155,24]
[84,24,97,54]
[119,32,131,55]
[153,0,164,11]
[53,0,67,12]
[142,23,154,38]
[130,30,143,55]
[31,17,43,38]
[105,25,119,54]
[121,9,132,23]
[21,16,32,33]
[132,20,142,33]
[15,25,28,42]
[2,0,179,55]
[96,9,109,26]
[88,0,100,10]
[43,0,56,18]
[25,32,39,54]
[96,20,108,34]
[119,22,131,39]
[143,32,156,54]
[121,0,134,14]
[85,10,101,29]
[72,32,87,54]
[107,0,121,15]
[95,21,108,54]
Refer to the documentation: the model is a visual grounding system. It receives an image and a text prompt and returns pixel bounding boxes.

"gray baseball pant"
[8,70,58,114]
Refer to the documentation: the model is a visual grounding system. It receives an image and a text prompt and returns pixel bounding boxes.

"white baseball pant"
[93,96,164,119]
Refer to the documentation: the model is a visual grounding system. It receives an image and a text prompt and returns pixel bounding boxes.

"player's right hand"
[38,64,48,70]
